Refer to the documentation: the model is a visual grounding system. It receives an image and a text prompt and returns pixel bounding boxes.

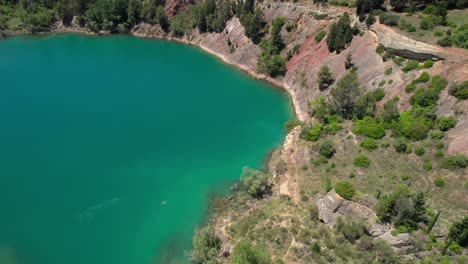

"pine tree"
[317,65,334,91]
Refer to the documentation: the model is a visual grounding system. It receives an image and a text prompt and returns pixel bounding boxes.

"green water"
[0,34,291,264]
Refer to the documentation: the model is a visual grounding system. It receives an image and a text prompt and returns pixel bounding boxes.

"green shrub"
[441,154,468,170]
[448,242,463,255]
[230,241,271,264]
[354,154,370,168]
[284,119,301,133]
[311,242,321,254]
[434,30,444,36]
[352,117,386,139]
[257,54,286,77]
[394,138,408,153]
[376,44,386,55]
[430,130,444,139]
[323,176,333,192]
[403,60,419,72]
[315,30,327,43]
[320,139,336,158]
[428,75,448,93]
[385,68,393,75]
[435,140,444,149]
[323,115,343,135]
[380,13,399,27]
[437,116,456,131]
[397,111,431,141]
[240,168,271,198]
[434,150,444,158]
[415,147,425,156]
[405,83,417,93]
[448,81,468,100]
[413,72,430,84]
[421,60,434,69]
[381,141,390,148]
[400,174,410,180]
[317,65,335,90]
[423,161,432,171]
[434,177,445,188]
[191,227,221,264]
[360,138,378,151]
[300,124,323,141]
[438,36,453,47]
[372,88,386,101]
[335,181,356,200]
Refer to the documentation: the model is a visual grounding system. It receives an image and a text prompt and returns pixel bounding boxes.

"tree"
[308,95,330,120]
[240,167,271,198]
[331,71,363,118]
[335,181,356,200]
[320,139,336,158]
[381,97,399,122]
[241,7,264,43]
[269,16,285,54]
[327,12,353,53]
[390,0,409,11]
[190,227,221,264]
[317,65,334,91]
[127,0,141,26]
[345,53,354,70]
[447,216,468,247]
[356,0,384,14]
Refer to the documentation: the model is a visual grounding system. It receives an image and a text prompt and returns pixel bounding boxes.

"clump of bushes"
[385,68,393,75]
[405,83,417,93]
[448,80,468,100]
[430,130,444,139]
[419,60,434,69]
[412,72,430,84]
[434,177,445,188]
[415,147,425,156]
[230,240,271,264]
[441,154,468,170]
[402,60,420,72]
[396,111,431,141]
[190,227,221,264]
[437,116,456,131]
[335,181,356,200]
[300,124,323,141]
[284,119,301,133]
[352,117,385,139]
[354,154,370,168]
[360,138,378,151]
[315,30,327,43]
[327,12,354,53]
[320,139,336,159]
[379,13,399,27]
[393,138,408,153]
[240,168,271,199]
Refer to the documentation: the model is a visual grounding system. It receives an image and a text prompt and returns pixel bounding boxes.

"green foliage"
[331,72,364,118]
[413,72,430,84]
[376,187,428,231]
[396,111,431,141]
[308,96,330,120]
[372,88,386,101]
[393,138,408,153]
[400,174,410,180]
[284,119,301,133]
[421,60,434,69]
[415,146,425,156]
[323,177,333,192]
[317,65,335,90]
[441,154,468,170]
[434,177,445,187]
[258,53,286,77]
[85,0,130,33]
[402,60,419,72]
[327,12,353,53]
[385,68,393,75]
[360,138,378,151]
[447,216,468,247]
[423,161,432,171]
[240,167,271,199]
[190,227,221,264]
[345,53,354,70]
[430,130,444,139]
[437,116,456,131]
[375,44,386,55]
[382,97,400,122]
[448,80,468,100]
[257,16,287,77]
[335,181,356,200]
[356,0,384,14]
[354,154,370,168]
[300,124,323,141]
[323,115,343,135]
[241,8,265,44]
[311,242,321,254]
[230,241,271,264]
[352,117,385,139]
[320,139,336,158]
[380,12,399,27]
[315,30,327,43]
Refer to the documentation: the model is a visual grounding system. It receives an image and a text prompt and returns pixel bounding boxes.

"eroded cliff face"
[131,3,467,154]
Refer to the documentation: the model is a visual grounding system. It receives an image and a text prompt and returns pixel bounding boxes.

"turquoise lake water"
[0,34,291,264]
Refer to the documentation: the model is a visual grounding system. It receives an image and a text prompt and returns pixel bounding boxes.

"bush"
[438,36,453,47]
[315,30,327,43]
[405,83,416,93]
[372,88,386,101]
[423,161,432,171]
[335,181,356,200]
[415,147,425,156]
[380,13,399,27]
[191,227,221,264]
[230,241,271,264]
[360,138,378,151]
[448,80,468,100]
[257,54,286,77]
[433,177,445,188]
[375,44,386,55]
[397,111,431,141]
[381,141,390,148]
[354,154,370,168]
[352,117,385,139]
[430,130,444,139]
[385,68,393,75]
[320,139,336,158]
[413,72,430,84]
[434,150,444,158]
[240,168,271,198]
[400,174,410,180]
[403,60,419,72]
[394,138,408,153]
[317,65,335,90]
[300,124,323,141]
[437,116,456,131]
[421,60,434,69]
[441,154,468,170]
[323,176,333,192]
[284,119,301,133]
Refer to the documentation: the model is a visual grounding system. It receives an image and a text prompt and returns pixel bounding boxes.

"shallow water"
[0,34,291,264]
